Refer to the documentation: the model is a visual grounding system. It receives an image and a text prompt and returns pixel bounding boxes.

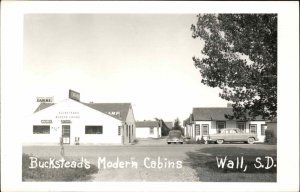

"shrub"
[22,153,98,181]
[264,130,277,144]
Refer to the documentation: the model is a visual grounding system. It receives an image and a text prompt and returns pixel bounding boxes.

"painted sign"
[108,111,121,116]
[36,97,53,103]
[41,120,52,124]
[61,120,72,124]
[69,89,80,101]
[56,112,80,119]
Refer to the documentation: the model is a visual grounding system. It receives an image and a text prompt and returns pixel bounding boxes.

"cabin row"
[183,105,272,143]
[25,90,275,145]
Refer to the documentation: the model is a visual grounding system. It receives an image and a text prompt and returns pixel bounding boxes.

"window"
[118,126,122,136]
[261,124,267,135]
[195,124,200,135]
[217,121,226,133]
[33,125,50,134]
[237,122,246,132]
[150,127,154,134]
[85,126,103,134]
[249,124,257,134]
[202,124,209,135]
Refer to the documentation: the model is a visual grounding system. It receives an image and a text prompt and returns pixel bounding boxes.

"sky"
[23,14,228,122]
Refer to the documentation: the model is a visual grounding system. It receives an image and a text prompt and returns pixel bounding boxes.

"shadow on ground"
[184,146,277,182]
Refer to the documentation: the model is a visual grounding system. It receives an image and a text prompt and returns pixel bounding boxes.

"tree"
[172,118,184,135]
[191,14,277,120]
[154,118,170,136]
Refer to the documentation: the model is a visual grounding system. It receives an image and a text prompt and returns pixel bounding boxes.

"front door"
[62,125,71,144]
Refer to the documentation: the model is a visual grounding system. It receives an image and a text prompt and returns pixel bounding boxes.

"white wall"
[125,106,136,143]
[24,99,123,145]
[194,121,212,140]
[136,127,161,138]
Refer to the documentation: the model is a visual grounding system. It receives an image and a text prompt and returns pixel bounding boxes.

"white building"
[135,121,162,138]
[183,107,267,142]
[24,90,136,145]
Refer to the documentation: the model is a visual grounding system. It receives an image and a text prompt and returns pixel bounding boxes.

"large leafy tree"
[191,14,277,120]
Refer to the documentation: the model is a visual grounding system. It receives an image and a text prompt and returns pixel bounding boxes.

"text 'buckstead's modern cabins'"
[183,105,267,143]
[24,90,136,145]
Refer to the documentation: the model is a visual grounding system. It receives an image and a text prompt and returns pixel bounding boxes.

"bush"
[264,130,277,144]
[22,153,98,181]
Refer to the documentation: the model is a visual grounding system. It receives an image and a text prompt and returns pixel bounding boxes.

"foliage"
[172,118,184,135]
[264,129,277,144]
[191,14,277,120]
[155,118,170,136]
[22,153,98,181]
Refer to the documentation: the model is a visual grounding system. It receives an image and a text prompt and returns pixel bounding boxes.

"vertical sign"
[69,89,80,101]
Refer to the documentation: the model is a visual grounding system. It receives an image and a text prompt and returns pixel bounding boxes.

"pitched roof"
[34,101,131,122]
[192,107,264,121]
[193,108,233,121]
[136,121,159,128]
[135,121,173,129]
[34,103,55,113]
[164,122,173,129]
[81,102,131,121]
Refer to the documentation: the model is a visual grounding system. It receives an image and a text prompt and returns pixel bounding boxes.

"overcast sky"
[23,14,228,122]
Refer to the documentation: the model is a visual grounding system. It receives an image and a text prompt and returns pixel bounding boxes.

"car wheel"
[180,142,183,144]
[216,139,224,144]
[167,142,171,144]
[247,137,255,144]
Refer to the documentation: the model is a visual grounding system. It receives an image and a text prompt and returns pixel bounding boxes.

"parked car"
[207,128,258,144]
[167,130,184,144]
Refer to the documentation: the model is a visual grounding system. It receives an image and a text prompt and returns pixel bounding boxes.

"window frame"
[118,126,122,136]
[195,124,200,135]
[201,124,209,135]
[249,124,257,134]
[236,121,246,133]
[85,125,103,134]
[33,125,50,134]
[261,124,267,135]
[149,127,154,135]
[216,121,226,133]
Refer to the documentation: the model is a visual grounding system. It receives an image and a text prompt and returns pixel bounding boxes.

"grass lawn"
[22,153,98,181]
[184,144,277,182]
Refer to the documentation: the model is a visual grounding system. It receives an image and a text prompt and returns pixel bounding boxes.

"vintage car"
[207,128,258,144]
[167,130,184,144]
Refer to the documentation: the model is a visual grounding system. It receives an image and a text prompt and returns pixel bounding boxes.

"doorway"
[62,125,71,144]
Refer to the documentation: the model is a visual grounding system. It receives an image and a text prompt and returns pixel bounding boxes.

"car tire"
[180,142,183,144]
[216,139,224,144]
[167,142,171,144]
[247,137,255,144]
